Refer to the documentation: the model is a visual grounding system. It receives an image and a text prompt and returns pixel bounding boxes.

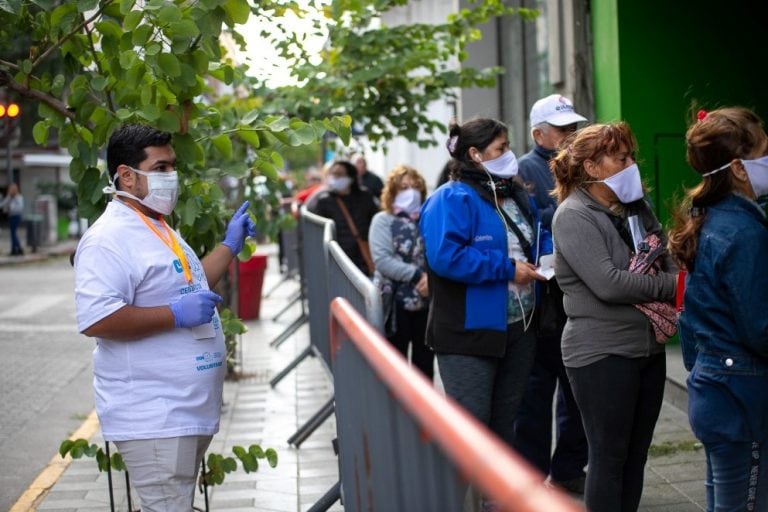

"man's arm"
[202,244,235,289]
[83,305,174,341]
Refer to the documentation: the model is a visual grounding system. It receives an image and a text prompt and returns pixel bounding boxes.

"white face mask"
[742,155,768,198]
[591,163,644,203]
[480,150,519,178]
[327,175,352,192]
[104,168,179,215]
[392,188,422,216]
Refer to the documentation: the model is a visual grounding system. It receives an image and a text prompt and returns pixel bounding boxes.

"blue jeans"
[567,353,666,512]
[512,331,587,482]
[704,440,768,512]
[9,214,22,253]
[436,320,536,446]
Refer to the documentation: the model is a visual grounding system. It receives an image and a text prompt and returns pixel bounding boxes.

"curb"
[10,410,100,512]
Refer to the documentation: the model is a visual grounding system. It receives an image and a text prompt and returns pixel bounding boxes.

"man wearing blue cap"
[514,94,589,494]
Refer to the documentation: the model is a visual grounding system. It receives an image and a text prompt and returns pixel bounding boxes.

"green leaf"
[212,134,233,159]
[157,3,182,23]
[131,24,153,46]
[91,75,108,91]
[76,0,98,12]
[181,196,200,226]
[123,10,142,31]
[119,0,135,15]
[157,110,181,133]
[158,53,181,77]
[169,19,199,39]
[33,121,49,145]
[116,108,133,121]
[222,0,249,24]
[138,104,161,121]
[111,453,126,471]
[59,439,74,458]
[265,448,278,468]
[0,0,22,14]
[237,129,259,149]
[248,444,265,458]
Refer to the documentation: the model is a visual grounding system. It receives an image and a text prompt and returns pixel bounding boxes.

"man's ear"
[531,127,544,146]
[116,164,135,190]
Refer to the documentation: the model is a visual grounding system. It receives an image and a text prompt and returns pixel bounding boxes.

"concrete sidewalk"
[13,243,706,511]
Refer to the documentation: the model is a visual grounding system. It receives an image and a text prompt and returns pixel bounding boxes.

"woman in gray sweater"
[368,164,433,379]
[550,123,677,512]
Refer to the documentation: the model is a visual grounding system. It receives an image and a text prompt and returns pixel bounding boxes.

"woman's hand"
[415,273,429,297]
[513,260,547,285]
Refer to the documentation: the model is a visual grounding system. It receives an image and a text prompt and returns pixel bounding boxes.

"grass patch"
[648,439,703,457]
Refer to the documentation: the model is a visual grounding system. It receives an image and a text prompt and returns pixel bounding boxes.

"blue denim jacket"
[678,193,768,443]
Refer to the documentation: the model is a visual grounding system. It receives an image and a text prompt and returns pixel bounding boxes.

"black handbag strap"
[463,179,534,262]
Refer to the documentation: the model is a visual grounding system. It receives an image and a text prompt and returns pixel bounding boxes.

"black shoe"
[549,476,586,495]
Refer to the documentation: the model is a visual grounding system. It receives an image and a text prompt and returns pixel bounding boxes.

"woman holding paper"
[420,118,549,511]
[549,122,677,512]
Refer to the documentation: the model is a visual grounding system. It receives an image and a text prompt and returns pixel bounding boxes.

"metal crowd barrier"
[269,209,335,388]
[329,297,582,512]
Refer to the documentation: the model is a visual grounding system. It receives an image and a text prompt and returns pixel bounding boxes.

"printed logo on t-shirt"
[195,351,223,371]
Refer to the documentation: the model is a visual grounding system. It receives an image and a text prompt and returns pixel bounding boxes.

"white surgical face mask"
[481,150,519,178]
[327,175,352,192]
[591,163,644,203]
[104,168,179,215]
[742,155,768,198]
[393,188,422,217]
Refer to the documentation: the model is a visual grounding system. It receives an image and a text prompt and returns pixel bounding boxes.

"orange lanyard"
[123,201,193,284]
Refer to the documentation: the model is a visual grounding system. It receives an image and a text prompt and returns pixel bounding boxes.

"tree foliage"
[0,0,535,243]
[0,0,351,254]
[255,0,537,149]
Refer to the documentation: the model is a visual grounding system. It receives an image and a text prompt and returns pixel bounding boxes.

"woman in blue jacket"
[668,107,768,511]
[419,119,546,485]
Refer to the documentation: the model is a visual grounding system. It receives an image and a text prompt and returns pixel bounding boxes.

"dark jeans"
[567,352,666,512]
[388,307,433,380]
[513,332,588,482]
[9,214,22,253]
[704,440,768,512]
[436,321,536,446]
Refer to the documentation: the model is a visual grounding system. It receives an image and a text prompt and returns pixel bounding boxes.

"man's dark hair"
[107,124,172,189]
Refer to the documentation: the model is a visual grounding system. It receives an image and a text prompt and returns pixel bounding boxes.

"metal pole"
[5,118,11,186]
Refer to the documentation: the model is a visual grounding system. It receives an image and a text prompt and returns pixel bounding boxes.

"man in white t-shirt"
[74,124,256,512]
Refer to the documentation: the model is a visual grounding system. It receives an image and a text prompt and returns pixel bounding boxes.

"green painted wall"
[591,0,768,224]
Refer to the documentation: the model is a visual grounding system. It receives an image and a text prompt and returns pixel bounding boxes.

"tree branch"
[0,69,76,122]
[82,13,115,112]
[31,0,117,71]
[0,59,19,71]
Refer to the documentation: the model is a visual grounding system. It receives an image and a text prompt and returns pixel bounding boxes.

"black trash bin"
[25,214,43,253]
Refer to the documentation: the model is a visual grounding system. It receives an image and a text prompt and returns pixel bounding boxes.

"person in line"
[1,182,24,256]
[74,124,256,512]
[419,118,546,511]
[369,164,433,379]
[513,94,589,493]
[550,122,678,512]
[668,107,768,511]
[352,153,384,199]
[309,159,379,276]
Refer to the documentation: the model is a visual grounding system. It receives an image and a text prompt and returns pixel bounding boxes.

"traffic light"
[0,102,20,119]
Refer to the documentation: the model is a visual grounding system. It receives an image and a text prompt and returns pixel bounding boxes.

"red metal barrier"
[330,297,583,512]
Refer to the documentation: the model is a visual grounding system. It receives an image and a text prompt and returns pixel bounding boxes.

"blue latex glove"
[222,201,257,256]
[169,290,222,328]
